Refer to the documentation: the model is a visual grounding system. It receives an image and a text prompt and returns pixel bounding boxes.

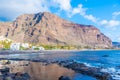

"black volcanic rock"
[58,61,112,80]
[0,12,112,48]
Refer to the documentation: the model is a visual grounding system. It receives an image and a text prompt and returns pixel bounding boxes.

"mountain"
[0,12,112,48]
[112,42,120,48]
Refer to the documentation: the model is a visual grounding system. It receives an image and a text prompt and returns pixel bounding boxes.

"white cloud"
[0,0,73,21]
[71,4,98,23]
[112,11,120,16]
[100,20,120,27]
[0,0,119,29]
[0,0,50,20]
[112,11,120,19]
[53,0,72,12]
[72,4,87,15]
[118,37,120,42]
[84,14,98,23]
[99,11,120,28]
[52,1,120,27]
[0,0,98,23]
[100,20,108,25]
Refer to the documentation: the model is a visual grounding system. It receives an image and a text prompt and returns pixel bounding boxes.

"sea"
[0,50,120,80]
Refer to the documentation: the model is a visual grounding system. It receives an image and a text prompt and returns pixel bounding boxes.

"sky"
[0,0,120,42]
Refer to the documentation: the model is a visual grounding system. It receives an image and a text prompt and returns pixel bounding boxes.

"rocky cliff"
[0,12,112,48]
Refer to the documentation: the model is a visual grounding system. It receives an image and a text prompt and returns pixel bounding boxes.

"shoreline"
[0,59,112,80]
[0,50,114,80]
[0,49,120,54]
[0,49,119,79]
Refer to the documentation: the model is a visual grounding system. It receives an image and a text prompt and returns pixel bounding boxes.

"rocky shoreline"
[0,59,112,80]
[57,61,112,80]
[0,50,115,80]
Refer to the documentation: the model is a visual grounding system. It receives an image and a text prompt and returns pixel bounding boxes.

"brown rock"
[0,12,112,48]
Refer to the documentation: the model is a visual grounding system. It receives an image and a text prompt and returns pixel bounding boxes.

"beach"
[0,50,117,80]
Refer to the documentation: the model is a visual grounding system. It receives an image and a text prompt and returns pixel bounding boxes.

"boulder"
[59,76,71,80]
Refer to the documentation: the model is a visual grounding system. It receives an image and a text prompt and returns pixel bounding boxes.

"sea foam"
[101,67,120,80]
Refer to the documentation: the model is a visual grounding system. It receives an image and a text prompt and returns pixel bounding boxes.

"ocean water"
[0,50,120,80]
[72,50,120,80]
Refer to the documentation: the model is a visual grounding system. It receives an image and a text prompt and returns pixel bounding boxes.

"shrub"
[0,40,12,49]
[34,47,39,50]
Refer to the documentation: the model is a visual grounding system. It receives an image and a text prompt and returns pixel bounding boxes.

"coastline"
[0,49,120,55]
[0,59,112,80]
[0,50,115,80]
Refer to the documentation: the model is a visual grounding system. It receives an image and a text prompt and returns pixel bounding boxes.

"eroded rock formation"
[0,12,112,48]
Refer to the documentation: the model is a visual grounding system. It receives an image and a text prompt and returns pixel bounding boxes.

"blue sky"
[0,0,120,42]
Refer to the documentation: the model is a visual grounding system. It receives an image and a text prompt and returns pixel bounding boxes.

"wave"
[73,60,92,67]
[73,60,120,80]
[101,67,120,80]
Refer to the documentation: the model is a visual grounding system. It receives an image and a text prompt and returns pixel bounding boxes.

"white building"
[10,43,21,51]
[32,46,37,50]
[39,46,45,50]
[32,46,45,50]
[21,43,29,48]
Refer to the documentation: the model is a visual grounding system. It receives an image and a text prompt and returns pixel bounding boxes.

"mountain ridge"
[0,12,112,48]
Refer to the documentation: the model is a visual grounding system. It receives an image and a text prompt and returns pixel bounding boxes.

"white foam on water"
[73,60,92,67]
[101,67,116,73]
[101,67,120,80]
[73,60,120,80]
[84,62,91,67]
[111,75,120,80]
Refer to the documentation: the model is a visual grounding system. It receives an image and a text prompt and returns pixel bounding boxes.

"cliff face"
[0,12,112,48]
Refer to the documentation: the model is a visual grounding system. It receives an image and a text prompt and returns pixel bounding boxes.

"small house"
[21,43,29,48]
[32,46,45,50]
[32,46,37,50]
[39,46,45,50]
[10,43,20,51]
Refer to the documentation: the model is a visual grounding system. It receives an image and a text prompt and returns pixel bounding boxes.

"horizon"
[0,0,120,42]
